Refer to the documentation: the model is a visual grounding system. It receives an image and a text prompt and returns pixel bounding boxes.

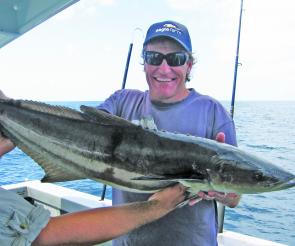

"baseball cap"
[143,20,192,52]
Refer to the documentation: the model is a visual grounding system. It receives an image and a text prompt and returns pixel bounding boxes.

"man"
[0,91,187,246]
[97,20,240,245]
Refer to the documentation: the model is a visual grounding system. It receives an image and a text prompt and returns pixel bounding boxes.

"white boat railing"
[2,181,287,246]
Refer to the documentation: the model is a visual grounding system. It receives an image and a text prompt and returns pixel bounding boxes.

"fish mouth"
[272,177,295,191]
[283,178,295,189]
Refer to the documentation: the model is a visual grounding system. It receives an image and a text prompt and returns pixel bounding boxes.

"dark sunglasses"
[143,51,189,67]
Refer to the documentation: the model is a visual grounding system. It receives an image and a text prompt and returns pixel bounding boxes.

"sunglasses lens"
[166,53,187,66]
[144,51,188,67]
[144,52,164,65]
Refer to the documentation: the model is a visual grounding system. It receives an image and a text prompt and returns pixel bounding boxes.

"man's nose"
[158,59,172,72]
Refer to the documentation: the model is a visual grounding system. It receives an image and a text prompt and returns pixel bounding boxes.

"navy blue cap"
[143,20,192,52]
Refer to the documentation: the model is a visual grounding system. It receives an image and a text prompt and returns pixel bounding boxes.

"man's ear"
[186,60,193,74]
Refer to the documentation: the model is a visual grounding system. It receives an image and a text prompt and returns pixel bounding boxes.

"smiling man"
[97,20,240,246]
[142,22,193,104]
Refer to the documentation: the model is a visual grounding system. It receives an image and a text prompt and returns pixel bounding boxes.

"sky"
[0,0,294,101]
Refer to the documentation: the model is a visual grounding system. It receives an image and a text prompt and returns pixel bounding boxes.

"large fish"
[0,98,294,194]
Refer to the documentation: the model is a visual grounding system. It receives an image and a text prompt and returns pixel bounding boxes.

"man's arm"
[32,184,186,246]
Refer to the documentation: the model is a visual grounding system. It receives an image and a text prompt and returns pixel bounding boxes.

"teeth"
[156,78,173,82]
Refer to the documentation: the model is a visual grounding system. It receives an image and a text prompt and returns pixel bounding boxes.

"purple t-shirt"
[97,88,237,246]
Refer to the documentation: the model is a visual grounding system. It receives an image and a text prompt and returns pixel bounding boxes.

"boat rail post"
[218,0,244,233]
[100,27,143,201]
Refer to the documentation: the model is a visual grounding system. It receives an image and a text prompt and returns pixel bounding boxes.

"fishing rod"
[121,27,144,89]
[230,0,244,118]
[218,0,244,233]
[100,27,143,201]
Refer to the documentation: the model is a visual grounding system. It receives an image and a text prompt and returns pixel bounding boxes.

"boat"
[0,1,289,245]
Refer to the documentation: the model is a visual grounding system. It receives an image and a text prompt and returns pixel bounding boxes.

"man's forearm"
[33,201,164,246]
[33,185,185,246]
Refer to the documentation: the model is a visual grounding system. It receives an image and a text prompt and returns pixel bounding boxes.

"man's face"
[144,39,192,103]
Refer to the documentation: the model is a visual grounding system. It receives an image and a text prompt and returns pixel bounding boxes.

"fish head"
[206,147,295,194]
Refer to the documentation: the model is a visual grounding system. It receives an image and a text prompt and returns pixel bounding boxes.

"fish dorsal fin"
[16,100,85,121]
[80,105,135,127]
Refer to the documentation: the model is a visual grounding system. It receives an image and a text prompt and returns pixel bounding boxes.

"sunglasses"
[143,51,189,67]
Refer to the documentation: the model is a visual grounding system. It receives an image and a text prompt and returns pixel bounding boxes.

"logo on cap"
[155,23,182,35]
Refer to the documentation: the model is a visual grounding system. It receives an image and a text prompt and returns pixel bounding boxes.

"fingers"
[148,184,186,207]
[198,191,235,200]
[188,196,202,206]
[197,191,215,200]
[215,132,225,143]
[197,190,240,207]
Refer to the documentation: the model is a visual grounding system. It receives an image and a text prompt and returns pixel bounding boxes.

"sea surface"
[1,101,294,245]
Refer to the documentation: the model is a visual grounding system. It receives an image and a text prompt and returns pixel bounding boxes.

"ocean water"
[1,101,294,245]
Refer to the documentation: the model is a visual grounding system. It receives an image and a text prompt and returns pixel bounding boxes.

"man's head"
[142,21,195,103]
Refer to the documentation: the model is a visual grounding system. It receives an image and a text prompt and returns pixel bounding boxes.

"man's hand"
[194,132,241,208]
[0,131,15,157]
[148,184,186,212]
[197,190,240,208]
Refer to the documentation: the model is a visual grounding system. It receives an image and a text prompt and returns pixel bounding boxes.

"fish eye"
[254,171,264,181]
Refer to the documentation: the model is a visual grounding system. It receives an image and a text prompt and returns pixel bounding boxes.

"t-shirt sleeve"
[0,188,50,246]
[96,90,124,115]
[212,102,237,147]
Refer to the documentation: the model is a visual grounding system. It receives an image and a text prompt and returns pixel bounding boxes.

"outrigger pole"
[218,0,244,233]
[230,0,244,118]
[100,28,143,200]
